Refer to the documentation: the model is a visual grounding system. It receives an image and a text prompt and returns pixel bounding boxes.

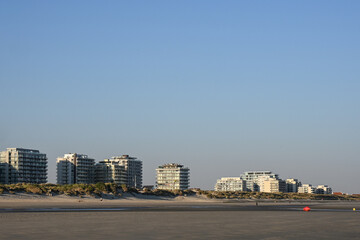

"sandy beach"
[0,194,359,239]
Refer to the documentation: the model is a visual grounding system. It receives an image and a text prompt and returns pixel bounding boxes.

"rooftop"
[112,155,138,160]
[158,163,188,169]
[6,148,41,153]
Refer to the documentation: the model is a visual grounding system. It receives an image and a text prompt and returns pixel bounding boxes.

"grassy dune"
[0,183,359,201]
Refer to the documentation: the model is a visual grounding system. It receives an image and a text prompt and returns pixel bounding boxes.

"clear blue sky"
[1,1,359,193]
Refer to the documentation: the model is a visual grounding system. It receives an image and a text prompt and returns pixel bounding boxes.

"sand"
[0,194,359,239]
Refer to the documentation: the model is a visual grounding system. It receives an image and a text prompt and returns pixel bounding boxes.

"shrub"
[107,183,118,194]
[25,186,43,194]
[95,182,106,192]
[121,184,128,192]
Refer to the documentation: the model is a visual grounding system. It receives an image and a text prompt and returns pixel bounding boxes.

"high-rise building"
[156,163,190,190]
[286,179,301,193]
[298,184,316,194]
[240,171,278,192]
[57,153,95,184]
[256,175,272,192]
[262,178,286,193]
[0,162,7,184]
[110,155,142,188]
[0,148,47,184]
[95,159,127,185]
[315,185,332,194]
[214,177,246,191]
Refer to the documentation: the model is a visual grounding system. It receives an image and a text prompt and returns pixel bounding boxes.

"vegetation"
[197,190,360,201]
[0,183,359,201]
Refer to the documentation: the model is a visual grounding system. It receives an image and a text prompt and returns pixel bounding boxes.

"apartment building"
[214,177,246,191]
[0,148,47,184]
[95,159,127,185]
[0,162,7,183]
[156,163,190,190]
[111,155,142,188]
[262,178,286,193]
[286,178,301,193]
[315,185,332,194]
[240,171,278,192]
[57,153,95,184]
[298,184,316,194]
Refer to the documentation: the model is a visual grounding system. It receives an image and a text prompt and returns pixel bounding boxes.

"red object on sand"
[303,206,311,212]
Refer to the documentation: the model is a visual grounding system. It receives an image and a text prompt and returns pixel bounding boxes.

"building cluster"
[0,148,333,194]
[215,171,332,194]
[0,148,190,191]
[56,153,143,188]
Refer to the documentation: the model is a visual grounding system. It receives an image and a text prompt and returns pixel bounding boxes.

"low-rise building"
[214,177,246,191]
[156,163,190,190]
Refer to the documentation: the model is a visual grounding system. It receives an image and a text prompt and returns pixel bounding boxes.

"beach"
[0,194,359,239]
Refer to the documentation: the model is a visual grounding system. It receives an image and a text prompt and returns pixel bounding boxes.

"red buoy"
[303,206,311,212]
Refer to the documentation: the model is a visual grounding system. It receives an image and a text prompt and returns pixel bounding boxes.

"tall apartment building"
[95,159,127,185]
[240,171,278,192]
[256,175,272,192]
[315,185,332,194]
[298,184,316,194]
[156,163,190,190]
[286,178,301,193]
[57,153,95,184]
[214,177,246,191]
[0,162,7,184]
[262,178,286,193]
[110,155,142,188]
[0,148,47,184]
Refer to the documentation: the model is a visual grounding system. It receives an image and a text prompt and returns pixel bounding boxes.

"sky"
[0,1,359,193]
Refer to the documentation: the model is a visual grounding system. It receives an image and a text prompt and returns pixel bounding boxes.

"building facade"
[0,148,47,184]
[315,185,332,194]
[95,159,127,185]
[240,171,278,192]
[214,177,246,191]
[110,155,142,188]
[262,178,286,193]
[298,184,316,194]
[286,178,301,193]
[57,153,95,184]
[156,163,190,190]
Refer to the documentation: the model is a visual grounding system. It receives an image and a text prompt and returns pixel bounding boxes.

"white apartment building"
[214,177,246,191]
[95,159,127,185]
[0,148,47,184]
[315,185,332,194]
[256,175,273,192]
[111,155,142,188]
[156,163,189,190]
[262,178,286,193]
[298,184,316,194]
[57,153,95,184]
[286,178,301,193]
[240,171,278,192]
